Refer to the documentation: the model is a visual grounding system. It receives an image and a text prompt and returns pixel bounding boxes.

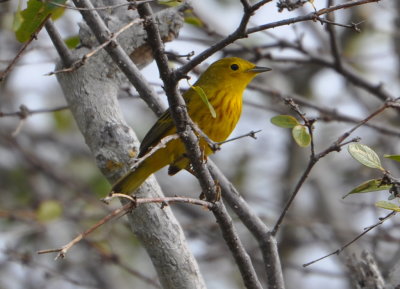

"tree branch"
[208,162,285,289]
[55,1,205,288]
[138,3,263,289]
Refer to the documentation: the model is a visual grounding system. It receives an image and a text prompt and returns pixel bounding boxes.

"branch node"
[160,201,169,209]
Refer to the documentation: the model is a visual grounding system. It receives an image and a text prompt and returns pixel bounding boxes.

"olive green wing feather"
[138,109,175,157]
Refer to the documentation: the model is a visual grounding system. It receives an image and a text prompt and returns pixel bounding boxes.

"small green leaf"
[64,35,80,49]
[342,179,392,199]
[36,200,63,222]
[375,201,400,212]
[384,154,400,162]
[15,0,67,42]
[13,0,24,32]
[157,0,183,7]
[53,110,73,131]
[292,125,311,147]
[271,115,299,128]
[348,144,384,171]
[185,16,203,27]
[192,85,216,118]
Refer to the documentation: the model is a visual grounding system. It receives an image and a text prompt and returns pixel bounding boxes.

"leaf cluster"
[345,143,400,212]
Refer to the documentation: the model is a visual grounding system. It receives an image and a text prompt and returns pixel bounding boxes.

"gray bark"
[56,4,206,289]
[346,251,385,289]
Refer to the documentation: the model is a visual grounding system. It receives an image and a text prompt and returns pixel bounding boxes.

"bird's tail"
[111,155,165,195]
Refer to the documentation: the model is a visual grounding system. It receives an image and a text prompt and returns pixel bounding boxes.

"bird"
[111,57,271,194]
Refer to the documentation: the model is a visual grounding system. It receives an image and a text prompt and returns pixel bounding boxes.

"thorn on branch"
[160,201,169,209]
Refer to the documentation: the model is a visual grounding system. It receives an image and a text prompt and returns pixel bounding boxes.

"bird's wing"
[138,109,175,157]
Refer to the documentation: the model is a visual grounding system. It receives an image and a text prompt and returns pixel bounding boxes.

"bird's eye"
[230,64,239,71]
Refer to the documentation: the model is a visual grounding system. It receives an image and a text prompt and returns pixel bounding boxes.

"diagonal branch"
[138,3,264,289]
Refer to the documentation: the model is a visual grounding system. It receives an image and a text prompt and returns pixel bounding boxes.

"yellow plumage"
[112,57,270,194]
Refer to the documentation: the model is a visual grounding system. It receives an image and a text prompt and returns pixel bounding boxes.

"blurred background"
[0,0,399,288]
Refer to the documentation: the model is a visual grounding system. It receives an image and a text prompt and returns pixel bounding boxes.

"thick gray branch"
[346,251,385,289]
[56,3,206,289]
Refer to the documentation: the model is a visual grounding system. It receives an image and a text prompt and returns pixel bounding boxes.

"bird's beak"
[248,66,271,73]
[247,66,272,73]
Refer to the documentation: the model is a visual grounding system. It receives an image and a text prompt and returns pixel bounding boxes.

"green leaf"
[292,125,311,147]
[342,179,392,199]
[271,115,299,128]
[53,110,73,131]
[192,85,217,118]
[157,0,183,7]
[348,143,384,171]
[384,154,400,162]
[64,35,80,49]
[375,201,400,212]
[36,200,63,222]
[13,0,24,32]
[15,0,66,42]
[185,16,203,27]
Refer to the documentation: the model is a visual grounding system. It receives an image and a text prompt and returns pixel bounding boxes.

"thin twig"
[46,0,154,11]
[264,47,392,102]
[37,202,133,259]
[0,105,68,118]
[88,240,162,288]
[105,195,214,209]
[247,85,400,137]
[173,0,273,80]
[47,19,143,75]
[37,196,214,258]
[174,0,380,80]
[303,211,396,267]
[71,0,166,116]
[272,158,316,236]
[272,100,394,236]
[248,0,380,35]
[318,16,363,32]
[115,134,179,184]
[324,0,343,70]
[0,15,51,82]
[333,103,391,146]
[217,130,262,145]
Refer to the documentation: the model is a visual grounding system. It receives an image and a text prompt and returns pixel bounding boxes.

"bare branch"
[217,130,262,145]
[208,161,285,289]
[303,212,396,267]
[38,201,132,259]
[248,0,380,35]
[272,100,396,236]
[0,15,51,82]
[45,19,74,66]
[38,196,214,259]
[0,105,68,118]
[71,0,170,115]
[46,0,154,11]
[47,19,144,75]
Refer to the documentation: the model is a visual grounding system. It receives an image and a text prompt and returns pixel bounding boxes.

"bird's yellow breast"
[187,86,243,143]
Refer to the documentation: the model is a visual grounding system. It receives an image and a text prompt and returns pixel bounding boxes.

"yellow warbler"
[112,57,270,194]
